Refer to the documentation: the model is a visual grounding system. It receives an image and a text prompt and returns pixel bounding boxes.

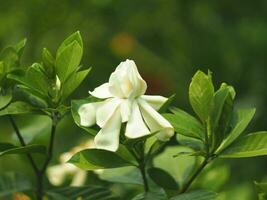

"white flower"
[78,59,174,152]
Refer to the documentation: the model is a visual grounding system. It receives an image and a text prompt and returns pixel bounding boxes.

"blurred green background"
[0,0,267,199]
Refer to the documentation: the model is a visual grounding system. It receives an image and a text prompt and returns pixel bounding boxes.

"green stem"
[36,112,58,200]
[179,157,210,193]
[140,162,149,192]
[8,115,39,176]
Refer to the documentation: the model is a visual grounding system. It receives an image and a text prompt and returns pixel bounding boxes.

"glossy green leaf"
[216,108,256,153]
[69,148,133,170]
[164,107,205,139]
[148,167,179,190]
[0,143,46,156]
[57,31,83,56]
[220,131,267,158]
[47,185,118,200]
[170,190,217,200]
[189,70,214,122]
[61,67,91,100]
[55,41,83,82]
[0,101,39,116]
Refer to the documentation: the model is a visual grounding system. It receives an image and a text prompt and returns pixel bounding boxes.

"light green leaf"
[14,38,27,58]
[148,167,179,190]
[132,189,168,200]
[0,101,40,116]
[0,143,46,156]
[69,148,133,170]
[220,131,267,158]
[47,185,117,200]
[0,47,19,72]
[0,89,12,109]
[55,41,83,82]
[57,31,83,56]
[216,108,256,153]
[189,70,214,122]
[42,48,55,78]
[62,67,91,100]
[164,107,205,139]
[170,190,217,200]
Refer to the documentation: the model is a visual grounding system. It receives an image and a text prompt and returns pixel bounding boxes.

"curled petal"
[96,98,122,127]
[89,83,113,99]
[141,95,167,110]
[78,102,102,127]
[125,101,150,138]
[94,107,121,152]
[138,98,174,141]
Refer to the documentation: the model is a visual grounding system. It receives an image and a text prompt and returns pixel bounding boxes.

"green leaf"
[55,41,83,82]
[0,47,19,72]
[42,48,55,78]
[69,148,133,170]
[99,166,143,185]
[189,70,214,122]
[0,143,46,156]
[57,31,83,56]
[47,185,118,200]
[132,189,168,200]
[148,167,179,190]
[164,107,205,139]
[158,94,176,113]
[71,98,99,135]
[62,67,91,100]
[0,101,40,116]
[216,108,256,153]
[0,89,12,109]
[170,190,217,200]
[220,131,267,158]
[0,172,32,197]
[14,38,27,58]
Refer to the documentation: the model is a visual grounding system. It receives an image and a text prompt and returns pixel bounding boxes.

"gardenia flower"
[78,59,174,151]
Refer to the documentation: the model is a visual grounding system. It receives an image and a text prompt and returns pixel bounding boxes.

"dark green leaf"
[216,108,256,153]
[220,131,267,158]
[0,172,32,197]
[148,167,179,190]
[164,107,205,139]
[170,190,217,200]
[132,189,168,200]
[0,89,12,109]
[42,48,55,78]
[189,70,214,122]
[69,148,133,170]
[0,143,46,156]
[158,94,176,113]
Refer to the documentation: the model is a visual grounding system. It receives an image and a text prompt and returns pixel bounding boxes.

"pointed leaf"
[69,148,133,170]
[189,70,214,122]
[220,131,267,158]
[163,107,205,139]
[158,94,176,113]
[0,143,46,156]
[216,108,256,153]
[57,31,83,56]
[170,190,217,200]
[0,101,40,116]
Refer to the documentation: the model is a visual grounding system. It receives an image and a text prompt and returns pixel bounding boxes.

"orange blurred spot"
[13,193,31,200]
[110,32,136,55]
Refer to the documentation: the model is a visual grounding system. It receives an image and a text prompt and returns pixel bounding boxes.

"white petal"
[138,98,174,141]
[71,170,87,186]
[120,99,133,122]
[125,101,150,138]
[141,95,168,110]
[78,102,101,127]
[89,83,113,99]
[94,107,121,151]
[96,98,122,127]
